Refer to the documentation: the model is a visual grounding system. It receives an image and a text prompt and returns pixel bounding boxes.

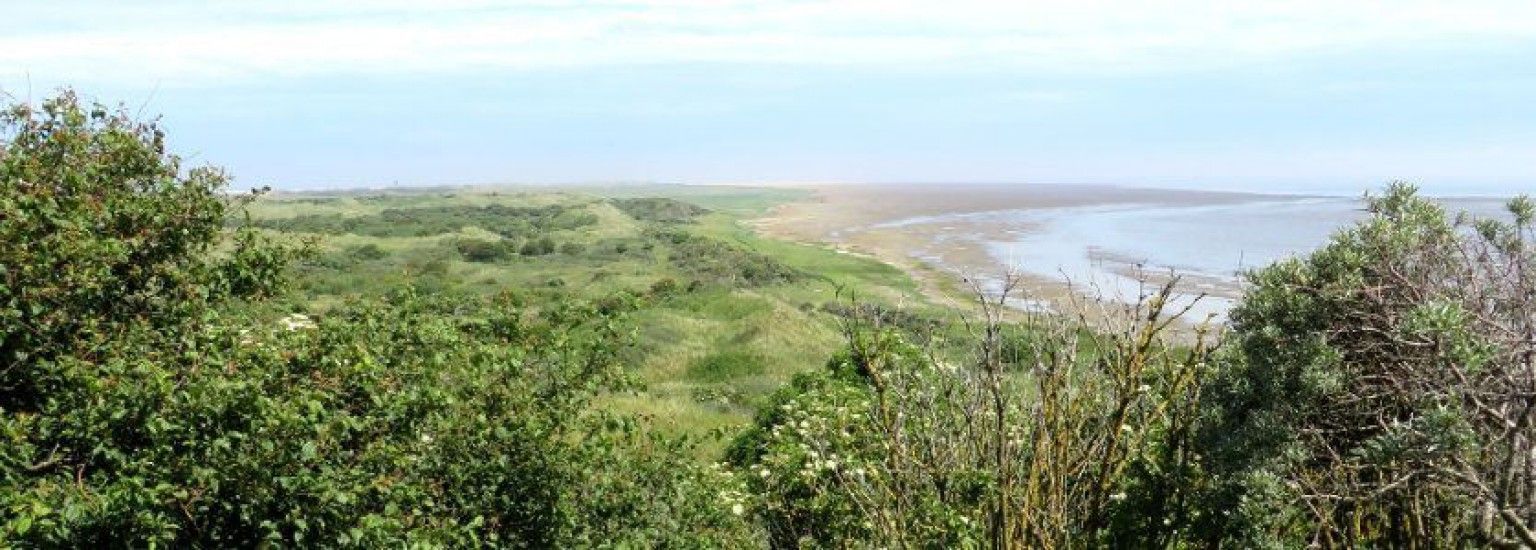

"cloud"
[5,1,1536,88]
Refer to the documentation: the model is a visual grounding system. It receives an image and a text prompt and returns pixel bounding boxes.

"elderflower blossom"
[281,313,316,331]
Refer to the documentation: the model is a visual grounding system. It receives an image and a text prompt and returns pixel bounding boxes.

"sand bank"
[751,183,1279,320]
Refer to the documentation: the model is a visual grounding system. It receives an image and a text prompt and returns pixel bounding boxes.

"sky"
[3,1,1535,195]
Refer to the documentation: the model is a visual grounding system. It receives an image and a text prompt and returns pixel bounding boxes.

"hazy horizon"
[5,2,1534,196]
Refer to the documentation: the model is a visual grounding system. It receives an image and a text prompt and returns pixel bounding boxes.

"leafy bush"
[0,92,756,547]
[254,204,597,240]
[731,282,1215,547]
[650,230,803,287]
[1194,183,1536,547]
[610,197,710,224]
[455,237,513,263]
[520,236,557,256]
[346,243,389,261]
[688,349,768,382]
[0,91,299,411]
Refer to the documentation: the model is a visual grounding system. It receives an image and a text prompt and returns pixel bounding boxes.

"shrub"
[0,92,757,547]
[456,237,511,263]
[1195,183,1536,547]
[688,349,767,382]
[650,230,803,287]
[610,197,710,224]
[346,243,389,260]
[254,204,597,239]
[521,236,556,256]
[0,91,298,410]
[731,279,1215,547]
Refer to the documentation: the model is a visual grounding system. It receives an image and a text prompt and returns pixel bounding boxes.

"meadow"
[240,184,941,448]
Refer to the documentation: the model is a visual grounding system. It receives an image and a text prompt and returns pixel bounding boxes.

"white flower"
[731,503,745,516]
[280,313,316,331]
[1110,492,1127,502]
[420,433,434,444]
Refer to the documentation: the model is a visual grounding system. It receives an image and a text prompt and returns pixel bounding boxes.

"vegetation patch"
[253,204,597,239]
[688,349,768,382]
[610,197,711,223]
[651,229,804,287]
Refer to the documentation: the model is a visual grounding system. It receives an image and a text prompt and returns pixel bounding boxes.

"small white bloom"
[732,503,744,516]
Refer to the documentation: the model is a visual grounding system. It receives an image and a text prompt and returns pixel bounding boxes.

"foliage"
[650,229,804,287]
[1196,182,1536,547]
[0,91,300,411]
[455,237,513,263]
[688,349,768,382]
[253,204,596,240]
[730,277,1217,548]
[0,92,756,547]
[610,197,710,224]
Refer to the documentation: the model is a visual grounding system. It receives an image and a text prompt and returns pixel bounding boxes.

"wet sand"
[751,182,1277,321]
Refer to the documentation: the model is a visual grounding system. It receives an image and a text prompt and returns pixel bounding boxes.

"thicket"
[649,229,804,287]
[253,204,596,239]
[610,197,710,224]
[0,93,755,547]
[1194,183,1536,547]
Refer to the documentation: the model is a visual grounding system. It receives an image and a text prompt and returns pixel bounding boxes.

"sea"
[885,192,1523,319]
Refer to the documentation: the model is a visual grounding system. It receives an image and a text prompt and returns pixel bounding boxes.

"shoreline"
[749,182,1280,323]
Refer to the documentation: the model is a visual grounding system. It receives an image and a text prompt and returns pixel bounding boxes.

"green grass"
[243,183,939,451]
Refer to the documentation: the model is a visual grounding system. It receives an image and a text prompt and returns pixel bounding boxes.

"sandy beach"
[752,183,1284,319]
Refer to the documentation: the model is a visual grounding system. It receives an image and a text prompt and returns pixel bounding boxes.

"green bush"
[0,92,756,547]
[253,204,597,240]
[688,349,767,382]
[520,236,556,256]
[650,230,803,287]
[610,197,710,224]
[1193,183,1536,547]
[455,237,512,263]
[346,243,389,261]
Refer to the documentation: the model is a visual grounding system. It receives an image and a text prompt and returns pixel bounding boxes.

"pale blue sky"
[4,1,1534,194]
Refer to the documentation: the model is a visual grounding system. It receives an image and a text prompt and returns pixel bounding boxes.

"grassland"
[243,184,947,450]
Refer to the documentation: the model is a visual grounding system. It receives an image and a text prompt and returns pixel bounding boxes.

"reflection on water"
[898,195,1516,320]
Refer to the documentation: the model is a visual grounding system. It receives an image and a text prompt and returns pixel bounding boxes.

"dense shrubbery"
[610,197,710,224]
[455,237,513,263]
[649,229,803,287]
[253,204,597,239]
[0,94,755,547]
[731,280,1214,547]
[1193,183,1536,547]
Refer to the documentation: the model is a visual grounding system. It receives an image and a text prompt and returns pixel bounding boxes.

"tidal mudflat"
[756,183,1514,319]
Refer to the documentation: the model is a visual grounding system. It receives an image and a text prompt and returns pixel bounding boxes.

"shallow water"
[894,195,1518,319]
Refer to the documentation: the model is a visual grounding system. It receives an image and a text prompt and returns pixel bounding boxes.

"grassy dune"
[244,184,938,449]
